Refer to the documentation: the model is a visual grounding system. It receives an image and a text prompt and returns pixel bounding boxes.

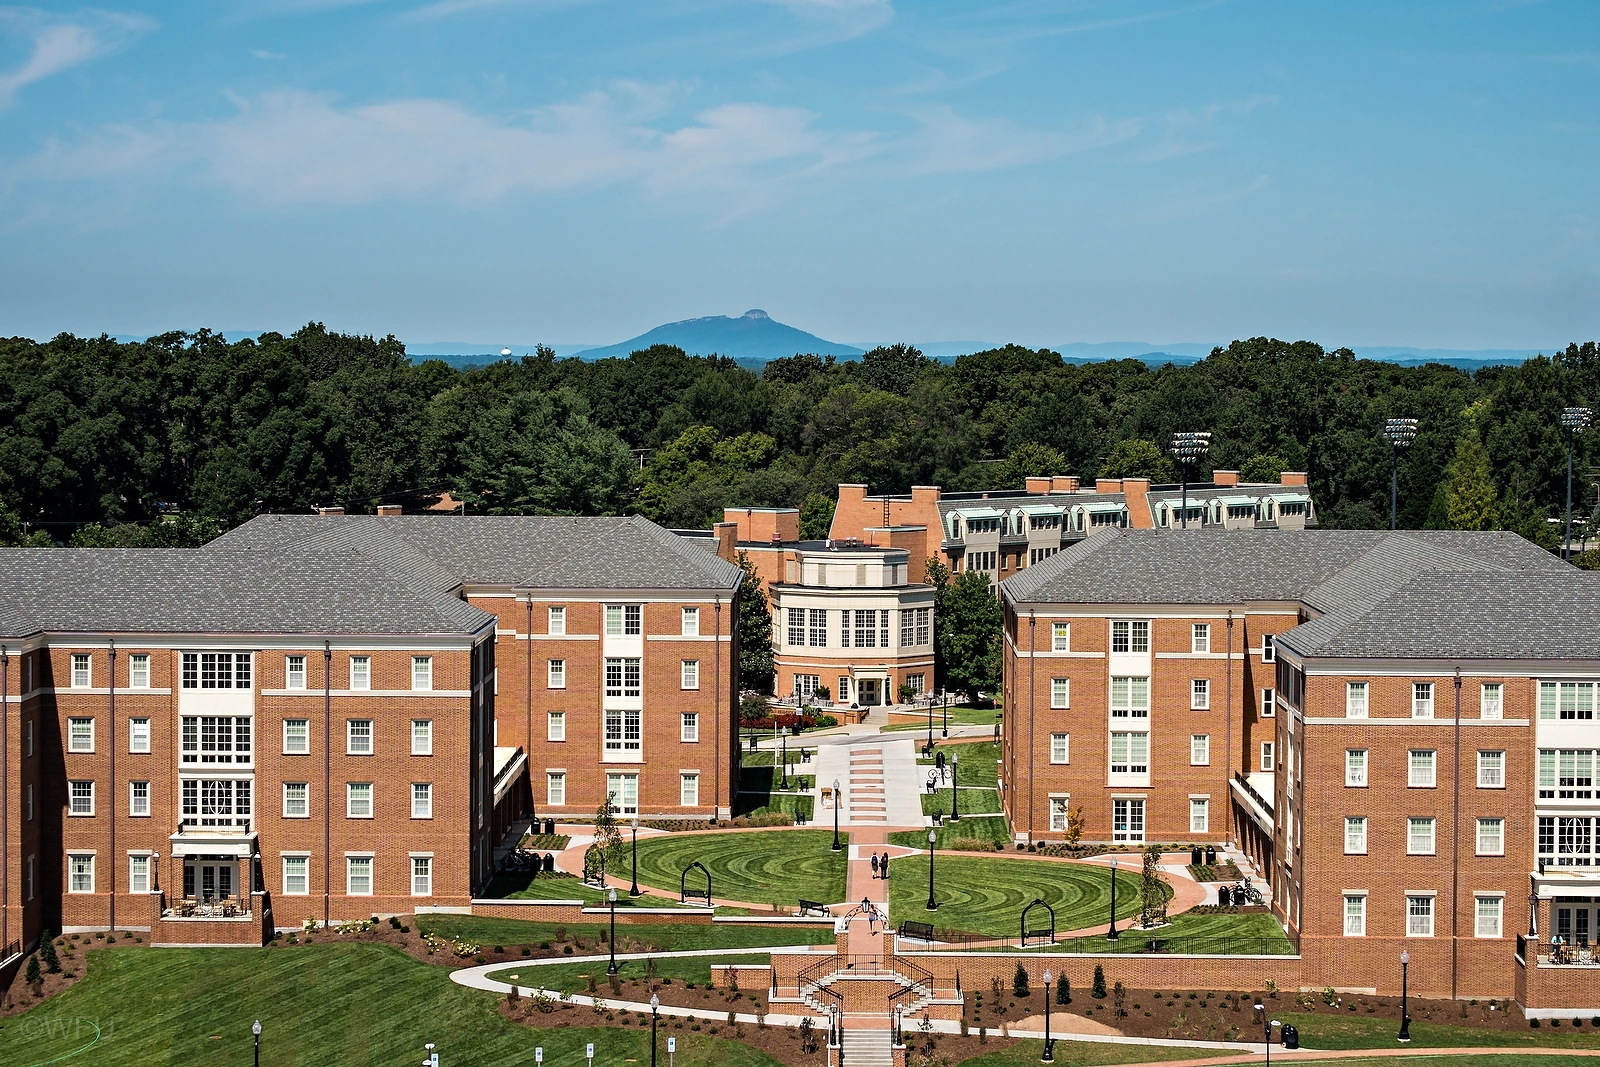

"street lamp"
[781,726,789,789]
[949,753,960,822]
[1041,969,1055,1062]
[252,1020,261,1067]
[1383,418,1420,531]
[1106,857,1119,941]
[630,816,641,897]
[926,829,939,911]
[1170,431,1213,529]
[942,690,948,738]
[650,992,660,1067]
[832,778,843,851]
[926,692,934,755]
[1561,407,1592,562]
[1252,1005,1277,1067]
[607,888,619,974]
[1397,950,1411,1042]
[424,1042,438,1067]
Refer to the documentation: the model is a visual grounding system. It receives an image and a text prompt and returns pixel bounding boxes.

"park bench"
[898,920,936,943]
[798,899,828,917]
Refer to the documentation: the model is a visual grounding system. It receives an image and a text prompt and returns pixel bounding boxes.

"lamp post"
[1383,418,1420,531]
[781,726,789,789]
[927,694,934,755]
[630,816,641,896]
[607,888,619,974]
[1170,431,1213,529]
[650,992,660,1067]
[926,829,939,911]
[1106,857,1119,941]
[1252,1005,1277,1067]
[949,753,960,822]
[942,690,948,738]
[425,1042,438,1067]
[1397,950,1411,1042]
[252,1020,261,1067]
[1041,968,1055,1062]
[1561,407,1592,561]
[832,778,843,851]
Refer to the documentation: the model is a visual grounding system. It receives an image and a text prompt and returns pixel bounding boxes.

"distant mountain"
[573,310,863,361]
[405,342,596,358]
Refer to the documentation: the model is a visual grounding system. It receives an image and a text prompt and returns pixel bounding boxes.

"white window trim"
[283,782,310,819]
[412,782,433,819]
[1050,677,1070,709]
[411,854,434,897]
[66,852,96,894]
[1343,891,1368,937]
[1476,749,1505,789]
[411,719,433,756]
[548,711,567,742]
[680,712,699,743]
[548,605,567,635]
[1407,892,1438,937]
[1474,892,1506,939]
[129,780,151,818]
[547,771,567,806]
[1191,678,1210,711]
[346,782,374,819]
[1476,817,1505,856]
[71,654,92,689]
[680,772,700,807]
[1191,624,1210,654]
[1049,733,1070,765]
[1345,748,1368,787]
[285,655,308,691]
[128,654,151,689]
[281,854,311,896]
[349,656,371,691]
[548,659,566,689]
[346,719,374,756]
[1190,734,1210,766]
[681,659,700,691]
[1408,817,1437,856]
[682,606,700,637]
[1345,681,1368,719]
[68,717,95,753]
[411,656,433,692]
[345,855,374,896]
[128,852,152,894]
[129,717,151,754]
[68,780,95,817]
[1344,816,1367,855]
[1408,750,1437,788]
[283,718,310,755]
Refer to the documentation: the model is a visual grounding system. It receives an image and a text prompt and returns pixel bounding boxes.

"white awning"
[168,831,257,858]
[1217,495,1259,507]
[1018,504,1063,516]
[955,507,1005,520]
[494,749,528,805]
[1081,501,1126,514]
[1271,492,1311,505]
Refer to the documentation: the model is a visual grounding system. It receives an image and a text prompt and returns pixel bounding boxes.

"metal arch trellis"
[583,844,606,887]
[681,860,712,906]
[1021,897,1056,947]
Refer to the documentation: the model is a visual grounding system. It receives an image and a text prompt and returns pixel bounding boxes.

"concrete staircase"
[848,748,887,823]
[841,1027,894,1067]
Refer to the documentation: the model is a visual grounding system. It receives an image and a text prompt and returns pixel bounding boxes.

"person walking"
[880,853,890,880]
[870,854,880,879]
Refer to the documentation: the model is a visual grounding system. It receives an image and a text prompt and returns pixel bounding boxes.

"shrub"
[25,955,41,987]
[1013,964,1030,997]
[38,931,60,974]
[1092,965,1107,999]
[1055,973,1070,1005]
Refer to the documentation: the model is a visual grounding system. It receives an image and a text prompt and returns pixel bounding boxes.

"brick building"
[0,513,741,961]
[1000,527,1600,1011]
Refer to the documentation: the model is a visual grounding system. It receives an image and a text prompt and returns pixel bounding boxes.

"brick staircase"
[841,1027,894,1067]
[848,748,887,823]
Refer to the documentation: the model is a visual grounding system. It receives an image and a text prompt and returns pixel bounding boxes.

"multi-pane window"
[1408,816,1436,855]
[1259,742,1275,772]
[1189,798,1209,833]
[71,654,91,688]
[1191,624,1210,654]
[681,607,699,636]
[181,778,251,828]
[681,660,700,690]
[347,782,373,818]
[1110,620,1150,654]
[1190,734,1210,765]
[547,712,566,742]
[347,719,373,755]
[547,772,566,806]
[915,608,931,646]
[1191,679,1209,710]
[129,718,150,753]
[1480,682,1503,719]
[129,653,150,688]
[1344,893,1367,936]
[1412,682,1435,718]
[548,606,566,635]
[900,610,914,648]
[1110,676,1149,717]
[1407,895,1435,937]
[1408,749,1437,787]
[129,780,150,817]
[1109,732,1149,775]
[680,773,699,806]
[283,782,309,817]
[604,658,642,698]
[129,854,150,893]
[412,782,432,818]
[1539,749,1597,799]
[282,856,309,895]
[346,856,373,896]
[548,659,566,689]
[1050,797,1070,832]
[681,713,699,742]
[1477,817,1504,855]
[68,717,94,752]
[1260,689,1275,718]
[1539,815,1596,866]
[412,856,433,897]
[1050,733,1069,764]
[1346,749,1368,786]
[180,716,252,764]
[1345,816,1367,854]
[1477,750,1504,788]
[181,652,252,689]
[1111,798,1145,842]
[286,655,307,690]
[788,608,807,647]
[606,772,639,816]
[809,609,828,647]
[1261,635,1275,663]
[1541,680,1598,720]
[283,719,309,754]
[847,610,890,649]
[605,604,642,636]
[604,710,642,753]
[1475,895,1503,938]
[349,656,370,691]
[411,657,432,691]
[1050,678,1070,709]
[1345,682,1368,718]
[411,719,432,755]
[68,854,95,893]
[1052,623,1071,651]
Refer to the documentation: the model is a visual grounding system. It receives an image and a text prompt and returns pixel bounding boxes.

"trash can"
[1205,846,1218,865]
[1281,1024,1299,1050]
[542,853,555,873]
[1190,847,1203,866]
[544,817,556,835]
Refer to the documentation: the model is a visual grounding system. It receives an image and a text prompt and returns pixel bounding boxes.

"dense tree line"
[2,325,1596,554]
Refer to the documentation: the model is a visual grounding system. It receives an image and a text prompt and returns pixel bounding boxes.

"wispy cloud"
[402,0,594,22]
[1133,94,1276,163]
[761,0,893,40]
[0,7,153,108]
[251,48,287,60]
[897,105,1142,175]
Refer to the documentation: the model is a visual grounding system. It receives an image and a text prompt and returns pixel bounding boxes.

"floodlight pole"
[1562,408,1592,561]
[1170,432,1212,529]
[1383,418,1419,531]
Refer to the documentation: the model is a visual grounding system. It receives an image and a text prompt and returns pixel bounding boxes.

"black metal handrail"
[797,957,844,1008]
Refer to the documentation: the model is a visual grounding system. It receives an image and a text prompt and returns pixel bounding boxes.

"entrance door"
[858,679,880,707]
[184,859,238,903]
[1555,903,1596,947]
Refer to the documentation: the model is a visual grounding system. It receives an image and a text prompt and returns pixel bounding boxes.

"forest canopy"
[0,324,1595,552]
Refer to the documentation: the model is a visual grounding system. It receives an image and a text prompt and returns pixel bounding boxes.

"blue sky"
[0,0,1596,350]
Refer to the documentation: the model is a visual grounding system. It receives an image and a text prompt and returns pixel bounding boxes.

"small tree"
[799,1016,816,1053]
[898,682,915,704]
[1112,981,1127,1019]
[1139,844,1168,927]
[1091,964,1107,999]
[1013,962,1030,997]
[1055,972,1070,1005]
[24,954,41,990]
[593,800,624,872]
[1065,806,1086,847]
[38,931,60,974]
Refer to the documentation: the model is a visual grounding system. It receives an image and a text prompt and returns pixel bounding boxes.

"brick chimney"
[317,506,345,516]
[1213,470,1240,487]
[1095,479,1123,494]
[713,521,739,563]
[1024,476,1052,495]
[1280,471,1309,487]
[1121,477,1153,529]
[1051,476,1080,493]
[376,504,403,516]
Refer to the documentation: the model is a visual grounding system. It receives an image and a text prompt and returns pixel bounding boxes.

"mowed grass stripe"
[631,829,848,906]
[888,853,1146,937]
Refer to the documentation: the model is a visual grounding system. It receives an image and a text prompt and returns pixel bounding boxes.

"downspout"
[1224,612,1234,847]
[525,598,535,825]
[322,640,332,928]
[107,639,116,932]
[1027,611,1035,847]
[1,644,9,956]
[714,596,723,821]
[1451,669,1462,1001]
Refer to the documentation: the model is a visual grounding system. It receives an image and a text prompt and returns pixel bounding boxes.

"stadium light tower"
[1170,432,1212,529]
[1561,407,1593,562]
[1382,418,1420,531]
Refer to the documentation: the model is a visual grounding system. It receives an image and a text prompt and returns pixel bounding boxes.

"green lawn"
[732,791,815,821]
[1271,1009,1600,1050]
[922,788,1003,816]
[891,817,1013,850]
[952,1038,1200,1066]
[888,853,1145,938]
[991,909,1294,954]
[887,707,1002,733]
[415,914,835,952]
[917,740,1002,784]
[1276,1059,1600,1066]
[0,942,784,1067]
[486,953,768,993]
[479,872,610,902]
[631,829,847,906]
